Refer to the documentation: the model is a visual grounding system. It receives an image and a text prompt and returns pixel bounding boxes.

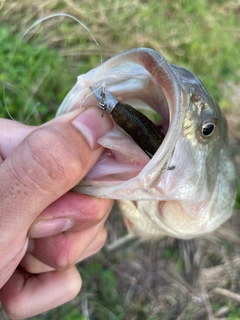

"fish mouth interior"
[85,72,171,183]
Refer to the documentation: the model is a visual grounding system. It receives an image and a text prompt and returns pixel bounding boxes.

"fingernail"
[72,107,113,149]
[29,218,73,238]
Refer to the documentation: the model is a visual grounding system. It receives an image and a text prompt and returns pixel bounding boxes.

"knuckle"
[50,237,76,271]
[15,126,87,193]
[27,129,77,183]
[84,198,113,223]
[53,253,72,271]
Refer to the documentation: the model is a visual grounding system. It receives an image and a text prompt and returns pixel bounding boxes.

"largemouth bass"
[57,48,237,240]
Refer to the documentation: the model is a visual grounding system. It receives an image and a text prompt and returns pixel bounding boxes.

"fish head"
[57,48,237,239]
[149,65,237,238]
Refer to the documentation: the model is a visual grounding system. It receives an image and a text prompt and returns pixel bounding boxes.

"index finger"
[0,107,113,241]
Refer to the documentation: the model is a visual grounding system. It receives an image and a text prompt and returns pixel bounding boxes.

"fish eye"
[202,123,215,137]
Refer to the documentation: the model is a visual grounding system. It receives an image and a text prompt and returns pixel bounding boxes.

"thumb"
[0,107,112,241]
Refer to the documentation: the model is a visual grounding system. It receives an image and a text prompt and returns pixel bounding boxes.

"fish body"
[57,48,237,240]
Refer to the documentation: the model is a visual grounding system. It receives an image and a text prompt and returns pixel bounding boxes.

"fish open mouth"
[82,49,184,184]
[86,85,169,181]
[57,48,185,195]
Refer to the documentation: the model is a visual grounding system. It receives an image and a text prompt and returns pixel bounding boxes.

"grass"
[0,26,71,123]
[1,0,240,115]
[0,0,240,319]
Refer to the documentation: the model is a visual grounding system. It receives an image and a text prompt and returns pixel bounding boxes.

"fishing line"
[3,13,106,122]
[2,16,48,122]
[2,35,25,122]
[3,52,51,123]
[2,84,18,122]
[23,13,107,113]
[23,13,103,66]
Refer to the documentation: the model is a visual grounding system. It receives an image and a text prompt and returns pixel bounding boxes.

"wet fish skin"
[57,48,237,240]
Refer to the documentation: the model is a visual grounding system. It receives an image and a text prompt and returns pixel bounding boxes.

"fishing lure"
[90,86,165,158]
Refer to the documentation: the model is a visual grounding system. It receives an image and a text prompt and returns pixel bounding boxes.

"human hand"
[0,107,113,319]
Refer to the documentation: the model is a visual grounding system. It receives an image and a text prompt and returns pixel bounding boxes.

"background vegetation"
[0,0,240,319]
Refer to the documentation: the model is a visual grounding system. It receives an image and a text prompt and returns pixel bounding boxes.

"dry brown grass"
[82,206,237,319]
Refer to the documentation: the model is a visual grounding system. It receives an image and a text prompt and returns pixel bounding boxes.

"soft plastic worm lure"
[90,86,165,158]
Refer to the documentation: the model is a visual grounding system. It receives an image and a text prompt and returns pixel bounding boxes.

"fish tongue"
[98,125,150,165]
[85,125,150,181]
